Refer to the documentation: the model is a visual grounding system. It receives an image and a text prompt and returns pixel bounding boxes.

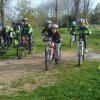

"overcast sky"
[11,0,100,7]
[10,0,100,11]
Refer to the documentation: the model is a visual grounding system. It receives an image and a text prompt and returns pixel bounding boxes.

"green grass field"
[1,25,100,59]
[0,25,100,100]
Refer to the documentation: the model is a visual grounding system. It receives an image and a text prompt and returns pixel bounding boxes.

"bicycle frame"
[21,35,29,47]
[77,36,85,66]
[46,40,56,60]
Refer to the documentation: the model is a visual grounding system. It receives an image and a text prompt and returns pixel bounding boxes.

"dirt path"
[0,50,99,83]
[0,49,99,96]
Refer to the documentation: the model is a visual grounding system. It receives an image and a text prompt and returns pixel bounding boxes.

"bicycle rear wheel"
[45,46,52,70]
[17,43,25,59]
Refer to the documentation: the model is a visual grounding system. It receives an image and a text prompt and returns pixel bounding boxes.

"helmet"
[52,24,58,29]
[79,19,85,24]
[46,20,52,24]
[23,18,28,21]
[72,21,76,25]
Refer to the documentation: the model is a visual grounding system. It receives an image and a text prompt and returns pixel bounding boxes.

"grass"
[0,25,100,59]
[11,76,35,88]
[0,60,100,99]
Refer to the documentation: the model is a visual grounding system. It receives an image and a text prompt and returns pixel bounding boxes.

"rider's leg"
[83,34,88,52]
[75,34,77,43]
[55,43,60,61]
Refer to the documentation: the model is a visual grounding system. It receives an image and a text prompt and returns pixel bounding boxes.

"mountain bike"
[44,38,61,70]
[16,35,36,59]
[77,34,85,66]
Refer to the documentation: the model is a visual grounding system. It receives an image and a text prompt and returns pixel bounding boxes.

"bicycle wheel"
[45,46,52,70]
[31,39,36,53]
[16,43,25,59]
[55,47,61,64]
[78,45,83,66]
[12,38,20,47]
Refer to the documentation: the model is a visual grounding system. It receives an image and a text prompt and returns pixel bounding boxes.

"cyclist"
[78,19,91,52]
[68,21,77,42]
[1,26,14,48]
[21,18,33,54]
[41,20,52,39]
[12,20,22,42]
[47,24,62,64]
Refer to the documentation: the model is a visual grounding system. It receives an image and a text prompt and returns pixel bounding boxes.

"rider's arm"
[28,24,33,34]
[41,27,47,35]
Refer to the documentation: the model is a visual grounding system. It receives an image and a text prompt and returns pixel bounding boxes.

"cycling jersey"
[47,31,61,43]
[41,27,52,35]
[21,24,33,36]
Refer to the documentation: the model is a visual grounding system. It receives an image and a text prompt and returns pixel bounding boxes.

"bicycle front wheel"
[45,46,52,70]
[16,43,25,59]
[78,45,83,66]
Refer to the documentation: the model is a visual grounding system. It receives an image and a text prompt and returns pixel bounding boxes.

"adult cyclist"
[21,18,33,54]
[1,26,14,49]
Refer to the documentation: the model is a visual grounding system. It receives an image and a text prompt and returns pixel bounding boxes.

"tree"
[90,3,100,24]
[0,0,5,25]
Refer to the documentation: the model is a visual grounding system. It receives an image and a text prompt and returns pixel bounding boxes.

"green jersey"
[78,25,91,35]
[21,24,33,35]
[5,26,13,33]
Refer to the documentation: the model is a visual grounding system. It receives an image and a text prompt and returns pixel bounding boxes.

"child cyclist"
[68,21,77,42]
[78,19,91,52]
[47,24,62,64]
[41,20,52,36]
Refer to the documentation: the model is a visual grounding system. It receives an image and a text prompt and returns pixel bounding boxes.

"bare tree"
[82,0,94,18]
[0,0,5,25]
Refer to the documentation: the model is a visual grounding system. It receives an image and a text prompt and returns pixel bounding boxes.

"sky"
[10,0,100,11]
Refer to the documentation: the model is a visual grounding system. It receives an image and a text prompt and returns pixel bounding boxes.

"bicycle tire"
[78,45,83,66]
[45,46,52,70]
[55,47,61,64]
[16,43,25,59]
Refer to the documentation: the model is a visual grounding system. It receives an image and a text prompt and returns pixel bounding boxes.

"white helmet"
[79,19,85,24]
[52,24,58,29]
[46,20,52,24]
